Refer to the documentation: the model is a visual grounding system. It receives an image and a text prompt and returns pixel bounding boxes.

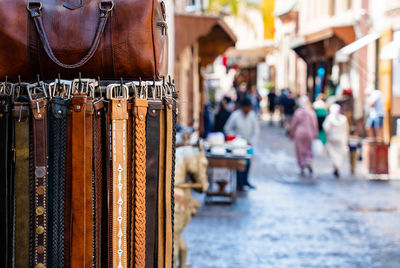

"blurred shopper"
[268,87,277,124]
[323,104,349,178]
[224,98,259,190]
[281,91,297,132]
[248,85,262,115]
[236,82,248,108]
[313,94,328,144]
[213,96,233,133]
[365,89,384,141]
[290,96,318,176]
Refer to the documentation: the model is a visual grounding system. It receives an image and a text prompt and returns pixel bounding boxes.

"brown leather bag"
[0,0,168,80]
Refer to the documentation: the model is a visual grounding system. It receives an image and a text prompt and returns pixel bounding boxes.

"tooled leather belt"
[110,97,129,268]
[0,94,14,268]
[134,98,148,268]
[70,93,94,267]
[48,96,68,268]
[145,99,162,268]
[30,95,49,268]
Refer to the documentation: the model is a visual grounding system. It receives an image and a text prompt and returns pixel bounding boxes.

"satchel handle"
[27,1,114,69]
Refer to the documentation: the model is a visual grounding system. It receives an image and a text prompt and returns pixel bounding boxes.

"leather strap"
[0,94,13,268]
[164,99,173,268]
[93,100,105,268]
[63,104,72,268]
[13,101,31,268]
[157,107,166,268]
[134,99,148,268]
[27,1,114,69]
[30,96,49,268]
[126,99,134,268]
[145,100,162,268]
[171,93,178,268]
[70,93,93,267]
[48,96,68,268]
[111,98,129,268]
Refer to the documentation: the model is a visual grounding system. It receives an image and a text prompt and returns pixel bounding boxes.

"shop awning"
[175,14,237,63]
[336,33,381,62]
[380,40,400,60]
[291,25,355,63]
[224,43,275,68]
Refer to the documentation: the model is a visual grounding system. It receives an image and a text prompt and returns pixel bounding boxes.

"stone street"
[183,122,400,268]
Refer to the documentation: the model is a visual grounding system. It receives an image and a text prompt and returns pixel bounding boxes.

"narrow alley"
[183,122,400,268]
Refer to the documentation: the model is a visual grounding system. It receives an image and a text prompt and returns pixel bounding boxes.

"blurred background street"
[183,122,400,268]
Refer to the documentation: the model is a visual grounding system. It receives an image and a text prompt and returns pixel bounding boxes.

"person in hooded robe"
[290,96,319,176]
[323,104,349,177]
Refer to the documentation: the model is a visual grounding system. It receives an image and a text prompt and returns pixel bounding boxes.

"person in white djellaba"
[323,104,349,178]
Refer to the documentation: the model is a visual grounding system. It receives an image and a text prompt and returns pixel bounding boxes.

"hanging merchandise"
[0,77,177,268]
[0,0,168,80]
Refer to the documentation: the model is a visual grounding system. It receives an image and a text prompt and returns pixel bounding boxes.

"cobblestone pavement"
[182,122,400,268]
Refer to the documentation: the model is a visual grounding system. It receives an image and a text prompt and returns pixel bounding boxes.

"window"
[329,0,335,16]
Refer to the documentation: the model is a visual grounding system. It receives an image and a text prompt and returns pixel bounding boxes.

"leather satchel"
[0,0,168,80]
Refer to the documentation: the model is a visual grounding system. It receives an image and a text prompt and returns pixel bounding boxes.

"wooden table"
[205,154,250,204]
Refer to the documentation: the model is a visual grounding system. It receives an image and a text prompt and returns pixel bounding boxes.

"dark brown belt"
[0,93,14,268]
[157,106,166,268]
[93,99,105,268]
[145,99,162,268]
[13,100,31,268]
[30,93,49,268]
[70,93,94,267]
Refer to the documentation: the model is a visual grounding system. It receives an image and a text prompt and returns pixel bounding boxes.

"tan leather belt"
[70,93,94,267]
[134,98,148,268]
[30,92,49,268]
[13,101,31,268]
[164,98,173,268]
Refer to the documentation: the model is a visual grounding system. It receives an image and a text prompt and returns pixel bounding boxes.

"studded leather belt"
[30,92,49,268]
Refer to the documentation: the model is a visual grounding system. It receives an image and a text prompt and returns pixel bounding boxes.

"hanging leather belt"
[93,99,105,268]
[157,105,166,268]
[48,96,68,268]
[164,97,174,268]
[134,98,148,268]
[171,92,178,268]
[145,99,162,268]
[13,100,31,268]
[110,95,129,268]
[126,98,134,268]
[30,93,49,268]
[70,93,94,267]
[0,94,14,268]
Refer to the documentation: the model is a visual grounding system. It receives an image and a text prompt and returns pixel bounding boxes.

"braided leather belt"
[134,98,148,268]
[30,93,49,268]
[0,94,14,267]
[48,96,68,268]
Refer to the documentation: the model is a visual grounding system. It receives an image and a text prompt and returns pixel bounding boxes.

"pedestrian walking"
[313,94,328,144]
[365,88,384,141]
[323,104,349,178]
[247,85,262,115]
[348,128,361,175]
[290,96,318,176]
[213,96,233,133]
[268,87,277,124]
[281,90,297,132]
[224,98,259,190]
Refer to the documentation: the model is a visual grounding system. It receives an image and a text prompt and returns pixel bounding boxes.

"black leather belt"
[0,93,14,268]
[145,99,162,268]
[48,96,68,268]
